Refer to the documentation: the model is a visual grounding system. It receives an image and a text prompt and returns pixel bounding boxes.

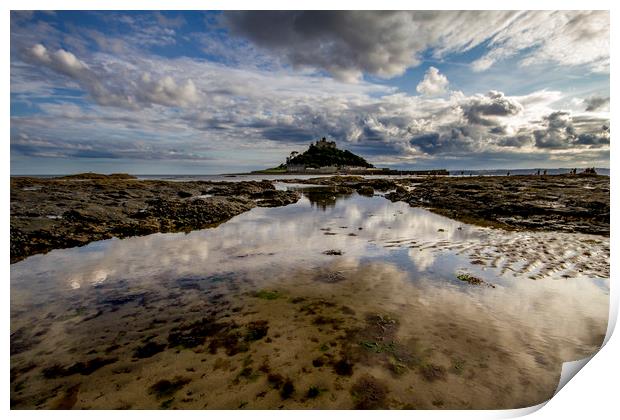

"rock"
[10,177,299,263]
[322,249,343,256]
[356,185,375,196]
[255,190,301,207]
[385,174,609,236]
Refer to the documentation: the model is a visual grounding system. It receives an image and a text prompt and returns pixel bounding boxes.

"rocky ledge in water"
[385,174,609,236]
[280,175,403,195]
[10,174,300,263]
[281,174,609,235]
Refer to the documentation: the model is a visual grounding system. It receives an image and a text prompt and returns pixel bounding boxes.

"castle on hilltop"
[314,137,336,149]
[284,136,374,173]
[254,136,449,175]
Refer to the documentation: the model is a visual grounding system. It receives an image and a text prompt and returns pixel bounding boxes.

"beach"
[10,174,610,409]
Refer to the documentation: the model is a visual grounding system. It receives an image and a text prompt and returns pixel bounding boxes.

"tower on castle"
[315,137,336,149]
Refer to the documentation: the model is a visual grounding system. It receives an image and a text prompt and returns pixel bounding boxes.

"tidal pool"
[10,187,609,409]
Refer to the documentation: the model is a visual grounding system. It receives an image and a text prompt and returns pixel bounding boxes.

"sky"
[10,10,610,174]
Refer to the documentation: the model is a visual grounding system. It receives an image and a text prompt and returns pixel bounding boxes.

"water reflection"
[304,188,353,211]
[10,189,609,409]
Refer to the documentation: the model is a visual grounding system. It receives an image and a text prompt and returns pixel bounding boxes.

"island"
[252,137,449,175]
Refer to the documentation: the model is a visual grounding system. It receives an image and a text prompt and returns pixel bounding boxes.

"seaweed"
[42,357,118,378]
[450,358,466,375]
[360,340,396,354]
[51,384,80,409]
[333,359,354,376]
[149,377,191,399]
[245,320,269,341]
[160,398,174,409]
[456,272,496,288]
[267,373,284,389]
[237,367,259,382]
[307,386,321,399]
[312,355,329,367]
[350,375,388,409]
[419,363,447,382]
[280,379,295,399]
[133,341,166,359]
[167,317,230,349]
[253,290,281,300]
[208,329,249,356]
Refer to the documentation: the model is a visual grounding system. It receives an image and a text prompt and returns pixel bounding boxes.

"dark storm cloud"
[261,126,315,143]
[533,111,609,149]
[462,91,523,126]
[223,11,519,81]
[224,11,609,81]
[496,135,534,148]
[584,96,610,111]
[409,128,479,156]
[576,132,610,146]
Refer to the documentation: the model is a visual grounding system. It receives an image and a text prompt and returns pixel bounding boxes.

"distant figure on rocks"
[536,170,540,176]
[543,169,547,176]
[506,172,510,176]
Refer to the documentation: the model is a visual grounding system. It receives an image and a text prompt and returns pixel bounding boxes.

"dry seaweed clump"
[456,272,496,288]
[350,375,389,409]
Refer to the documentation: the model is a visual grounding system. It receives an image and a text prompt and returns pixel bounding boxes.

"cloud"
[533,111,609,149]
[416,67,449,96]
[472,11,609,73]
[25,44,200,109]
[461,90,523,126]
[137,74,199,107]
[29,44,88,78]
[13,40,611,167]
[224,11,519,81]
[224,11,609,81]
[154,12,186,29]
[11,128,213,161]
[11,84,609,170]
[584,96,610,112]
[10,12,610,171]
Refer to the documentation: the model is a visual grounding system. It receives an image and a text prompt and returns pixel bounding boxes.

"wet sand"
[10,190,609,409]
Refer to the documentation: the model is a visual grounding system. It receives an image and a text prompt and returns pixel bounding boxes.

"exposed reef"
[10,175,300,263]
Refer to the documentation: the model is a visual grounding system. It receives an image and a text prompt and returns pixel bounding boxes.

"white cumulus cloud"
[416,67,449,96]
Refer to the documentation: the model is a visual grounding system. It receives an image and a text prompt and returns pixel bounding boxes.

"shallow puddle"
[10,188,609,409]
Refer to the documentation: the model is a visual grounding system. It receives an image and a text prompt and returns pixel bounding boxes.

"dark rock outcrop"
[10,176,301,263]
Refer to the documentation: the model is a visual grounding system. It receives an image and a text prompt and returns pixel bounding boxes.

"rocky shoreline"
[10,173,609,263]
[384,174,609,236]
[10,175,299,263]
